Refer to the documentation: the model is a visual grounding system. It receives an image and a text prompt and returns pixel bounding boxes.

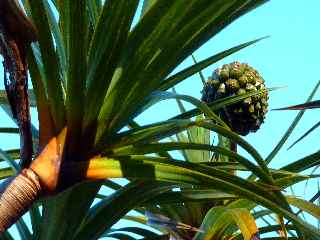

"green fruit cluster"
[201,62,268,136]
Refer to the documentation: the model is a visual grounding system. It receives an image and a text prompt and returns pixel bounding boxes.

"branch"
[0,0,37,168]
[0,169,42,233]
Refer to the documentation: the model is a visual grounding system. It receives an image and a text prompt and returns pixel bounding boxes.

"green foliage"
[0,0,319,240]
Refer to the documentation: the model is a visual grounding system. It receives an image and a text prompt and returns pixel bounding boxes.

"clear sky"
[0,0,320,238]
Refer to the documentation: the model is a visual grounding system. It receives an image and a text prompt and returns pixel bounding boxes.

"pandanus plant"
[119,71,320,240]
[0,0,319,239]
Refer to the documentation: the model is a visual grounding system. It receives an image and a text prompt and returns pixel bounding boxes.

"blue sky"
[1,0,320,238]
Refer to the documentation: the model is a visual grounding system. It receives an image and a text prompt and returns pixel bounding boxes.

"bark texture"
[0,168,42,233]
[0,0,37,168]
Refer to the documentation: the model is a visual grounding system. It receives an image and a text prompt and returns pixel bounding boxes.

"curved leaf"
[83,0,140,131]
[227,208,259,240]
[287,120,320,150]
[144,189,236,205]
[75,180,173,240]
[171,87,275,120]
[286,196,320,220]
[0,149,19,172]
[273,100,320,111]
[265,80,320,164]
[62,0,88,145]
[159,37,268,91]
[98,119,196,149]
[0,167,14,180]
[281,150,320,173]
[139,91,229,128]
[28,0,66,131]
[103,227,160,238]
[111,142,271,182]
[76,156,320,239]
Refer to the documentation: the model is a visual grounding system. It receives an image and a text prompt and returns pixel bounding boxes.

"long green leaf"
[137,91,229,128]
[75,180,173,240]
[0,167,14,180]
[28,0,66,131]
[87,0,100,27]
[258,225,296,237]
[194,201,257,240]
[111,142,271,182]
[40,181,102,240]
[286,196,320,220]
[195,207,259,240]
[281,150,320,173]
[159,37,268,91]
[0,149,19,172]
[29,205,41,240]
[273,100,320,111]
[104,232,136,240]
[103,227,161,239]
[287,120,320,150]
[191,55,206,85]
[16,218,32,240]
[80,156,320,239]
[42,1,67,80]
[144,189,236,205]
[171,87,276,120]
[98,119,196,149]
[27,45,53,148]
[0,149,20,162]
[83,0,139,132]
[61,0,88,152]
[265,80,320,164]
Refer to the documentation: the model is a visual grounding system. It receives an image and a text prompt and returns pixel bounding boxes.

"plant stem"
[0,168,42,233]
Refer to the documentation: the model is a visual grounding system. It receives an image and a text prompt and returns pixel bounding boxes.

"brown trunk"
[0,0,37,168]
[0,1,48,234]
[0,168,42,233]
[1,32,33,168]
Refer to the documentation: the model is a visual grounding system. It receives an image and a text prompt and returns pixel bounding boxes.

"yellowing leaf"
[227,208,259,240]
[287,196,320,219]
